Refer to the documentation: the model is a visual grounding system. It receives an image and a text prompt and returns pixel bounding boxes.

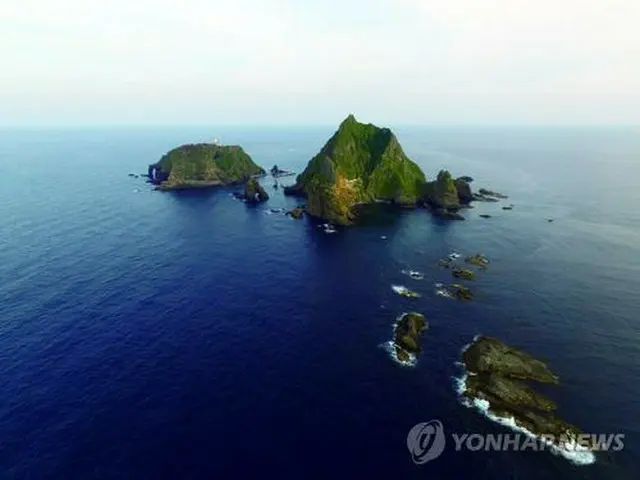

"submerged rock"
[472,193,500,202]
[243,179,270,204]
[402,269,425,280]
[453,268,476,280]
[478,188,508,199]
[438,257,454,268]
[287,206,305,219]
[392,312,428,363]
[391,285,422,298]
[465,254,490,268]
[449,283,473,300]
[459,336,587,448]
[434,208,466,221]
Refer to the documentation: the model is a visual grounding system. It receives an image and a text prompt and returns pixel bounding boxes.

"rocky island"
[460,336,589,450]
[284,115,492,225]
[391,312,428,364]
[422,170,470,219]
[148,143,265,190]
[284,115,427,224]
[243,179,269,204]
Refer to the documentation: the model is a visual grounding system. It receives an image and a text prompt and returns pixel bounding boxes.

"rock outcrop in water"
[422,170,478,220]
[148,144,265,190]
[287,206,305,219]
[243,179,269,204]
[453,268,476,280]
[391,285,422,298]
[449,283,474,300]
[270,165,295,177]
[465,254,490,268]
[424,170,459,210]
[455,177,474,204]
[479,188,508,199]
[460,336,587,447]
[283,115,427,225]
[392,312,428,363]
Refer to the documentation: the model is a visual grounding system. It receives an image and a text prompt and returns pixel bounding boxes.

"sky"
[1,0,639,126]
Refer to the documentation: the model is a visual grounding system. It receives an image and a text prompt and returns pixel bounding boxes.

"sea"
[1,125,639,479]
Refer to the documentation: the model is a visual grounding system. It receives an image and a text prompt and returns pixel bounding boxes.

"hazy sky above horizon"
[2,0,639,126]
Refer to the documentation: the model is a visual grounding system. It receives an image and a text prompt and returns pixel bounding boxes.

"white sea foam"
[381,313,419,367]
[401,269,424,280]
[436,288,454,299]
[380,341,417,368]
[391,285,407,295]
[452,368,596,466]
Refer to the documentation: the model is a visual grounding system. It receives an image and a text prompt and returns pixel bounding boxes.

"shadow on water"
[353,202,463,232]
[352,203,414,227]
[165,186,241,200]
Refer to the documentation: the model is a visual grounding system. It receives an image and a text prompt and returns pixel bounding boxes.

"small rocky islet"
[452,267,476,280]
[435,252,490,299]
[459,336,591,453]
[389,312,428,364]
[243,178,270,204]
[391,285,422,299]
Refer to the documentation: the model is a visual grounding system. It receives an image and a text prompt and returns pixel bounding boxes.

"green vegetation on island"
[145,119,505,225]
[284,115,427,224]
[424,170,459,210]
[148,144,265,190]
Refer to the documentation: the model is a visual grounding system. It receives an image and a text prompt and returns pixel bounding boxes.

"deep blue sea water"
[1,126,639,479]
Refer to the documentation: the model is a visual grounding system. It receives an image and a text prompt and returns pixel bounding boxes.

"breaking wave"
[453,358,596,466]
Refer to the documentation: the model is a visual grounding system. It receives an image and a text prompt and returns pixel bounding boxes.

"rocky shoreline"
[456,336,595,463]
[389,312,428,365]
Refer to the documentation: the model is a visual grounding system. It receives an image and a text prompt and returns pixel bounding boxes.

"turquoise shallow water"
[1,126,639,478]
